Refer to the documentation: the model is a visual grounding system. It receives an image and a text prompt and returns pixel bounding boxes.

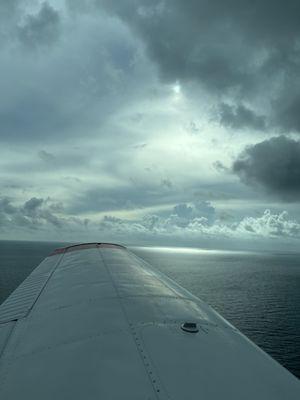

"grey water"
[0,241,299,379]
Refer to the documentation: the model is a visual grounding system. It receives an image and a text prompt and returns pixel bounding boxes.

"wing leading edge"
[0,242,299,399]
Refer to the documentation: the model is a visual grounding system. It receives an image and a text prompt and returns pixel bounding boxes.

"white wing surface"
[0,243,299,399]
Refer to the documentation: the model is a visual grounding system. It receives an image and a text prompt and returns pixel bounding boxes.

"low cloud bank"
[1,197,299,248]
[99,208,300,240]
[0,196,88,233]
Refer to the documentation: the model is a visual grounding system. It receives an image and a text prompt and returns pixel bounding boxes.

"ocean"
[0,240,299,379]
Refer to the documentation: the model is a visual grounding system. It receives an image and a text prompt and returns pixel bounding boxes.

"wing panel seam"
[24,251,66,317]
[98,248,167,400]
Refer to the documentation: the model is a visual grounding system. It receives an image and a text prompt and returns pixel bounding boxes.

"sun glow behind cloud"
[171,81,182,101]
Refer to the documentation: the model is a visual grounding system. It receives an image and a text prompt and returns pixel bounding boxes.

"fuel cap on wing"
[181,322,199,333]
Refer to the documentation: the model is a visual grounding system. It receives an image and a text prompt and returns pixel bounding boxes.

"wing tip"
[49,242,126,256]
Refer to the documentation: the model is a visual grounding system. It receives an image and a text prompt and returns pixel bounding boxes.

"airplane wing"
[0,242,299,399]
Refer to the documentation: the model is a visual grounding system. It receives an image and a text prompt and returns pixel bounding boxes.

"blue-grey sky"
[1,0,300,249]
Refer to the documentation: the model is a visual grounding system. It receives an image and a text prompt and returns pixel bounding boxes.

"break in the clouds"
[1,0,300,249]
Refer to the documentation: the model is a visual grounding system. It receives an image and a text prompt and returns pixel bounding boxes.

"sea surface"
[0,240,299,379]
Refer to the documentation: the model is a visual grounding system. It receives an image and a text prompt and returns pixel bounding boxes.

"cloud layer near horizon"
[1,196,300,251]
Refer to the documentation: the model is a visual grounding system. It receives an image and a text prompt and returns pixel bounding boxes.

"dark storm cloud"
[0,198,17,215]
[17,2,61,48]
[275,95,300,133]
[23,197,44,215]
[98,0,300,132]
[20,197,62,228]
[0,3,145,143]
[233,136,300,200]
[0,196,85,230]
[218,103,266,131]
[38,150,56,162]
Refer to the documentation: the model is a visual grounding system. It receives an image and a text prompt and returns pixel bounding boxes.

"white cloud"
[236,209,300,238]
[1,194,300,248]
[98,207,300,243]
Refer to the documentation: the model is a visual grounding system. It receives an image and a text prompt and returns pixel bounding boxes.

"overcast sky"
[1,0,300,250]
